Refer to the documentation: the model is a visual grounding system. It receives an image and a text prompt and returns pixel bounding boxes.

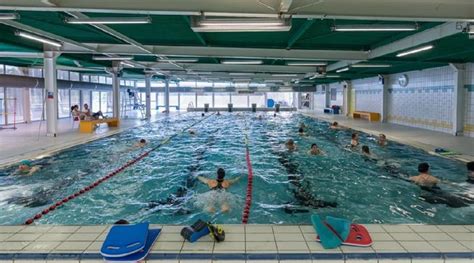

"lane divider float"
[241,122,255,224]
[24,113,215,225]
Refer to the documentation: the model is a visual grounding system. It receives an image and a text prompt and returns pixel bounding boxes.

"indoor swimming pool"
[0,113,472,225]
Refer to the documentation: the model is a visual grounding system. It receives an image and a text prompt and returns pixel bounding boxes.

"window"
[0,64,4,74]
[197,93,212,107]
[28,68,43,78]
[90,75,99,83]
[57,70,69,80]
[150,92,157,109]
[267,92,294,107]
[214,92,230,107]
[249,93,265,107]
[70,72,80,81]
[106,77,112,85]
[30,88,44,121]
[170,93,179,110]
[82,74,90,82]
[157,92,164,107]
[231,94,248,107]
[82,90,91,109]
[5,65,24,76]
[70,90,80,108]
[179,81,196,88]
[120,80,125,86]
[58,89,70,118]
[99,76,106,84]
[92,91,100,112]
[100,91,113,113]
[180,93,196,108]
[5,88,25,123]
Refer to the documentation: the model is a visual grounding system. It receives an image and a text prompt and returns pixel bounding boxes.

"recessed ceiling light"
[191,17,291,32]
[272,74,299,77]
[0,13,19,20]
[229,72,255,76]
[159,58,199,63]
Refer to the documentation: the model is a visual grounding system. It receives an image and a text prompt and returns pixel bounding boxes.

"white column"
[450,63,465,136]
[145,74,152,118]
[343,81,352,117]
[164,78,170,113]
[194,92,198,108]
[178,92,181,110]
[381,75,390,123]
[264,92,268,108]
[212,92,215,108]
[44,51,59,137]
[324,85,330,108]
[23,88,31,123]
[110,62,121,119]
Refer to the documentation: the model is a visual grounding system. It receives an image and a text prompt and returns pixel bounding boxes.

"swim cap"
[20,160,32,167]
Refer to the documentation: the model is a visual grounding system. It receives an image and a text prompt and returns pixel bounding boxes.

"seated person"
[308,143,324,155]
[409,163,440,189]
[82,103,105,120]
[197,168,241,213]
[285,139,297,151]
[134,139,147,148]
[378,134,387,146]
[350,133,359,147]
[467,162,474,184]
[16,160,41,176]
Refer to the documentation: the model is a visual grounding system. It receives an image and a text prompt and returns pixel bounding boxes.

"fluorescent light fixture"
[0,13,19,20]
[233,78,252,82]
[221,60,263,65]
[158,58,199,63]
[229,72,255,76]
[15,31,62,47]
[336,67,349,73]
[310,74,340,79]
[396,45,433,57]
[326,75,340,78]
[191,17,291,32]
[272,74,298,77]
[286,62,327,66]
[196,71,212,74]
[333,24,418,32]
[121,62,135,68]
[351,64,391,68]
[92,56,133,61]
[66,17,151,24]
[264,79,283,83]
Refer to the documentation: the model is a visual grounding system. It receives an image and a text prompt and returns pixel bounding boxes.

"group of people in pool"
[70,103,106,121]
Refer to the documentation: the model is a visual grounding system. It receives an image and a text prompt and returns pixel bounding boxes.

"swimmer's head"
[201,113,205,117]
[379,133,386,139]
[20,160,32,167]
[332,122,338,126]
[287,139,295,145]
[273,113,277,117]
[298,127,304,133]
[468,162,474,172]
[418,162,430,173]
[114,219,129,225]
[311,143,318,149]
[362,145,370,154]
[139,139,146,144]
[352,133,358,139]
[216,168,225,181]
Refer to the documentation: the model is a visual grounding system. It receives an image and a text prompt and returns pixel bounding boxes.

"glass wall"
[92,91,100,112]
[82,90,91,109]
[58,89,70,118]
[180,93,195,108]
[71,90,80,108]
[267,92,294,107]
[30,88,44,121]
[231,94,248,107]
[249,93,265,107]
[170,93,179,111]
[5,88,25,123]
[214,93,230,107]
[197,93,212,107]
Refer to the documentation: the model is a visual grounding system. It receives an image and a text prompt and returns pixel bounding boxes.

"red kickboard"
[316,224,373,247]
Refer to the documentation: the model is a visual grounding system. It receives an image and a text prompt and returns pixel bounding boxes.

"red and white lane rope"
[24,113,214,225]
[241,129,254,224]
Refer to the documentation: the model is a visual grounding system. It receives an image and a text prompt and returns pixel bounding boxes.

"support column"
[381,75,390,122]
[23,88,31,123]
[145,74,152,118]
[343,81,352,117]
[264,92,268,108]
[212,92,215,108]
[110,62,122,119]
[450,63,466,136]
[44,51,59,137]
[324,85,330,108]
[164,78,170,113]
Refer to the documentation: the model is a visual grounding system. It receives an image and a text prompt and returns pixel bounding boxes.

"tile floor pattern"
[0,224,472,262]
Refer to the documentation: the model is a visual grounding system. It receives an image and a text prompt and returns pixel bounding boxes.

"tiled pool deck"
[0,224,472,262]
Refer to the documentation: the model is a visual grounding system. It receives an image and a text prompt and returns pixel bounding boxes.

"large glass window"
[82,90,91,109]
[82,74,90,82]
[5,65,24,76]
[5,88,25,123]
[267,92,294,107]
[0,64,4,74]
[0,88,4,125]
[57,70,69,80]
[249,93,265,107]
[231,94,248,107]
[70,90,80,108]
[214,93,230,107]
[180,93,196,108]
[92,91,100,112]
[170,93,179,111]
[58,89,70,118]
[30,88,44,121]
[28,68,42,78]
[91,75,99,83]
[100,91,113,113]
[197,93,212,107]
[70,72,80,81]
[99,76,106,84]
[150,92,157,109]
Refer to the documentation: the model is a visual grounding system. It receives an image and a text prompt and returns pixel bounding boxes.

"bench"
[79,118,120,133]
[352,111,380,122]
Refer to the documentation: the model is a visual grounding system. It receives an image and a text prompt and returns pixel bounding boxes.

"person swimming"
[197,168,241,213]
[467,162,474,184]
[308,143,323,156]
[409,163,440,189]
[134,139,147,148]
[16,160,41,176]
[188,129,196,135]
[378,134,387,146]
[286,139,297,151]
[299,123,307,129]
[329,121,343,130]
[350,133,359,147]
[298,127,306,136]
[201,113,205,117]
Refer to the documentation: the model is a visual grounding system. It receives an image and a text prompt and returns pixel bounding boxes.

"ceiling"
[0,0,473,88]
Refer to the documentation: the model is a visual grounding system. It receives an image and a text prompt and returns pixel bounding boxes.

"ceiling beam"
[61,43,368,61]
[0,52,44,58]
[287,19,314,49]
[0,0,473,22]
[182,16,207,46]
[279,0,293,13]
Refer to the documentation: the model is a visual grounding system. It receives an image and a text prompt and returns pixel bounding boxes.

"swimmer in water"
[197,168,241,213]
[189,129,196,136]
[467,162,474,184]
[201,113,205,117]
[308,143,324,156]
[134,139,147,148]
[298,127,306,136]
[329,121,344,130]
[273,113,277,117]
[350,133,359,147]
[16,160,41,176]
[409,162,440,189]
[217,111,221,116]
[361,145,371,156]
[286,139,297,151]
[258,115,263,120]
[378,134,387,146]
[299,123,307,129]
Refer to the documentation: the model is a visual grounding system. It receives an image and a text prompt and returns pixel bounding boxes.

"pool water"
[0,113,472,225]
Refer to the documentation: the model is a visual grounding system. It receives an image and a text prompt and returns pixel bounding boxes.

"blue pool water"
[0,113,472,225]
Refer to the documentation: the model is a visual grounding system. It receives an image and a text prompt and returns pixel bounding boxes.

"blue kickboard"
[311,214,343,249]
[101,222,149,258]
[103,229,161,262]
[325,216,351,242]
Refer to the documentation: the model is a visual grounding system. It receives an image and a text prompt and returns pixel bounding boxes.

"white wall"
[464,63,474,137]
[313,85,326,111]
[328,83,343,107]
[352,76,382,113]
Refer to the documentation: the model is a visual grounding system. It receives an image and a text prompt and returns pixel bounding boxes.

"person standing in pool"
[467,162,474,184]
[286,139,297,151]
[378,134,387,146]
[197,168,241,213]
[409,163,440,189]
[16,160,41,176]
[350,133,359,147]
[308,144,324,156]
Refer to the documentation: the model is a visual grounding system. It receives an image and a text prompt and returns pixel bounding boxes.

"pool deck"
[0,113,165,168]
[301,111,474,163]
[0,224,472,262]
